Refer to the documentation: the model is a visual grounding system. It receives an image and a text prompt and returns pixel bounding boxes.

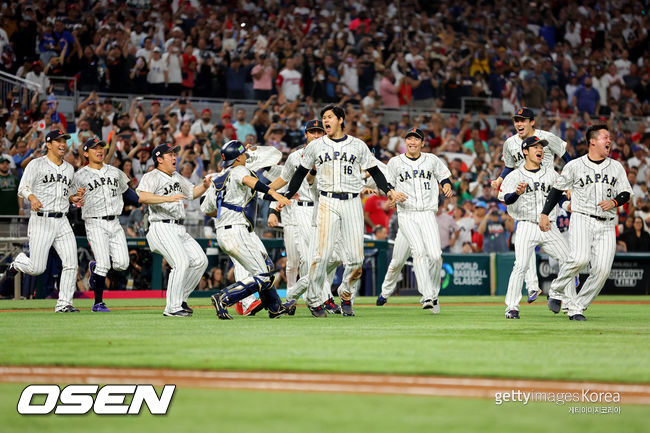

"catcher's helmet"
[221,140,246,167]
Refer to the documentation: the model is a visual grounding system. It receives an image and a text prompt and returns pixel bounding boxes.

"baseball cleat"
[422,299,434,310]
[269,299,296,318]
[527,289,542,303]
[91,302,110,312]
[162,310,192,317]
[234,302,244,315]
[0,262,18,285]
[548,298,562,314]
[324,297,341,314]
[505,310,520,319]
[55,305,80,313]
[181,301,194,314]
[376,295,387,306]
[569,314,586,321]
[432,299,440,314]
[309,304,327,318]
[340,299,355,317]
[284,300,297,316]
[210,294,233,320]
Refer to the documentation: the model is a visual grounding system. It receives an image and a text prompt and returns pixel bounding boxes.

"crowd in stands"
[0,0,649,294]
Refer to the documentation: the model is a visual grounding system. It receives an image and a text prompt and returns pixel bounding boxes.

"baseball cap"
[405,127,424,140]
[45,129,70,143]
[151,100,160,106]
[19,115,31,123]
[152,144,180,160]
[512,107,535,120]
[0,156,10,163]
[153,47,161,53]
[202,108,211,115]
[521,136,548,151]
[103,98,112,104]
[82,137,106,152]
[304,119,325,132]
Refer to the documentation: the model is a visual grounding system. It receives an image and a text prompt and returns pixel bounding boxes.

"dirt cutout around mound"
[1,366,649,404]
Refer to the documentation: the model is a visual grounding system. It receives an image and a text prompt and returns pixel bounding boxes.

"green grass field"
[1,296,648,432]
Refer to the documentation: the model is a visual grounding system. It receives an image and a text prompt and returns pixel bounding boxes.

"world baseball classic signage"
[441,254,491,295]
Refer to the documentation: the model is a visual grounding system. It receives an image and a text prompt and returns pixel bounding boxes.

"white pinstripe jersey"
[502,129,566,169]
[386,153,451,212]
[215,165,254,229]
[18,156,74,213]
[73,165,130,219]
[553,156,632,218]
[300,134,377,193]
[281,147,317,203]
[137,169,193,221]
[498,165,558,223]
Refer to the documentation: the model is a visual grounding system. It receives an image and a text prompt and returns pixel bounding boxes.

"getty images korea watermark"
[17,384,175,415]
[494,389,622,414]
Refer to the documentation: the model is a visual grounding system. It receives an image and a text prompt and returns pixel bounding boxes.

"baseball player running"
[375,127,453,314]
[267,119,342,314]
[137,144,210,317]
[7,130,84,312]
[540,124,632,321]
[498,136,575,319]
[73,137,139,312]
[492,107,571,302]
[281,105,407,317]
[206,140,295,320]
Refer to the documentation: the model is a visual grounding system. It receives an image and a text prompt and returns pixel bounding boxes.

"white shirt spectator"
[163,52,182,84]
[276,68,302,102]
[147,57,167,84]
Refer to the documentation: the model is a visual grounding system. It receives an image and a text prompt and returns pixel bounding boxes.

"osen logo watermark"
[17,384,175,415]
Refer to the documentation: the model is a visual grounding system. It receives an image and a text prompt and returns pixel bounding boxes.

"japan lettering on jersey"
[136,169,193,221]
[17,156,74,213]
[386,153,451,212]
[73,165,130,218]
[553,156,633,218]
[502,129,566,169]
[300,135,377,193]
[498,166,558,222]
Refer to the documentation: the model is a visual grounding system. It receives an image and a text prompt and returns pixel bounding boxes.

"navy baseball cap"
[405,127,424,140]
[45,129,70,143]
[304,119,325,132]
[152,144,180,160]
[82,137,106,152]
[521,136,548,151]
[512,107,535,120]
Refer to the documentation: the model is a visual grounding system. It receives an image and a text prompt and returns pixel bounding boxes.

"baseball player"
[497,136,575,319]
[540,124,632,321]
[281,105,407,317]
[205,140,295,320]
[73,137,139,312]
[6,130,84,312]
[491,107,571,302]
[137,144,210,317]
[267,120,342,314]
[375,127,453,314]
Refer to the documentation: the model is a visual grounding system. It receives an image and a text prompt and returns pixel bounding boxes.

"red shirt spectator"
[364,195,393,234]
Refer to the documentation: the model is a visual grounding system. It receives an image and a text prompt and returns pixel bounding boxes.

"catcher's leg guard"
[257,273,283,313]
[220,276,264,306]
